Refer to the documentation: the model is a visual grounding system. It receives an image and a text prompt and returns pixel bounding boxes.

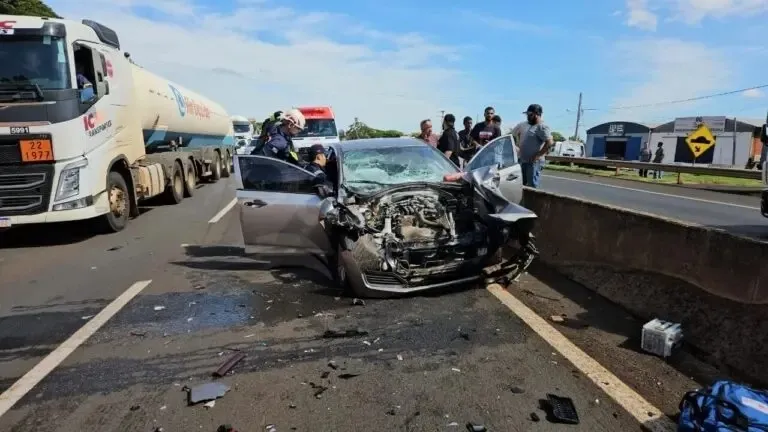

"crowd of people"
[416,104,554,188]
[249,103,555,192]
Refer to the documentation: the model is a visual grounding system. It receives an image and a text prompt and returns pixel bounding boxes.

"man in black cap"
[437,113,461,166]
[305,144,333,197]
[511,104,552,188]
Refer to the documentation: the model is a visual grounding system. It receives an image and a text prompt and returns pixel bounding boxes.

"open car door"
[234,155,333,255]
[466,135,523,204]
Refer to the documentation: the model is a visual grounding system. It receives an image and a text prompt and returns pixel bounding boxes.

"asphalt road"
[0,176,723,431]
[540,171,768,240]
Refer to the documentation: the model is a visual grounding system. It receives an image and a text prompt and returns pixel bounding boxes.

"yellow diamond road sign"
[685,123,716,159]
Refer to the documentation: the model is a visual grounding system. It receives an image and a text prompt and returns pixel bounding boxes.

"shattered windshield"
[0,35,71,90]
[341,145,459,194]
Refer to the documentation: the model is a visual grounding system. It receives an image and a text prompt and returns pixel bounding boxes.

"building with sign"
[586,118,765,166]
[585,121,656,160]
[648,117,763,166]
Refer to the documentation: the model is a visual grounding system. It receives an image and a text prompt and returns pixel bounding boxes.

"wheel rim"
[174,173,183,195]
[186,167,195,190]
[109,185,126,218]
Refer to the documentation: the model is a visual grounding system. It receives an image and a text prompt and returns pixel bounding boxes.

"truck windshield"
[0,35,70,90]
[233,123,251,133]
[296,119,338,138]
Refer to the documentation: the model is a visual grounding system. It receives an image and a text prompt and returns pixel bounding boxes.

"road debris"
[397,354,403,361]
[153,306,166,311]
[129,330,147,337]
[188,382,230,405]
[107,245,123,251]
[129,405,140,411]
[288,403,296,409]
[451,368,461,373]
[266,425,277,432]
[466,423,487,432]
[322,328,369,339]
[550,315,565,323]
[203,400,215,409]
[320,371,330,379]
[447,421,459,427]
[244,334,256,338]
[510,385,525,394]
[544,393,580,424]
[327,361,339,370]
[217,425,237,432]
[213,352,246,377]
[81,315,94,320]
[337,373,360,380]
[351,298,365,306]
[522,288,561,301]
[529,412,540,422]
[309,382,328,398]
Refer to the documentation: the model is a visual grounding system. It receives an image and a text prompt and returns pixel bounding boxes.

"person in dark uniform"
[305,144,333,197]
[253,109,305,165]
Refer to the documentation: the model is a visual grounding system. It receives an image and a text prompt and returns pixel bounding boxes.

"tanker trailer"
[0,15,236,233]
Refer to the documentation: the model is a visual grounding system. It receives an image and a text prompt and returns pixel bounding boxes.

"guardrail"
[545,156,762,180]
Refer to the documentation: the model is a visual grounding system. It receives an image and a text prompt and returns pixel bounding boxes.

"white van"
[551,140,585,158]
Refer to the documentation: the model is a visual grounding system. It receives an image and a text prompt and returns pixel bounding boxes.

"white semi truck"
[0,15,235,233]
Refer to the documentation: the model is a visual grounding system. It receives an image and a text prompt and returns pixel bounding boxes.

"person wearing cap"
[437,113,461,166]
[256,109,305,164]
[304,143,333,197]
[469,106,502,157]
[512,104,553,188]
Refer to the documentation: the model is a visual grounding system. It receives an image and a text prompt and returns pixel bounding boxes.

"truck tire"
[165,161,184,204]
[210,152,222,182]
[184,160,196,198]
[221,152,231,178]
[99,171,130,233]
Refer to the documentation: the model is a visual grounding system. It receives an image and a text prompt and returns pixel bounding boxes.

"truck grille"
[0,165,54,216]
[0,138,21,165]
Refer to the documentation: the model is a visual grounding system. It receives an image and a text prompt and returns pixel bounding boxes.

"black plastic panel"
[0,163,54,216]
[81,20,120,49]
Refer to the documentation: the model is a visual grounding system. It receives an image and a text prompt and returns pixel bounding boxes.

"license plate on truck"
[0,217,11,228]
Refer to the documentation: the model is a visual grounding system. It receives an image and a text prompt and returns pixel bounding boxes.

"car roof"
[335,137,426,151]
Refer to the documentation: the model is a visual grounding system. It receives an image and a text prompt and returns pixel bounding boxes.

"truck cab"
[0,16,136,228]
[292,106,340,160]
[231,115,253,143]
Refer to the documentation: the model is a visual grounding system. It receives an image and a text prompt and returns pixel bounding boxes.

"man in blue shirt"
[511,104,553,188]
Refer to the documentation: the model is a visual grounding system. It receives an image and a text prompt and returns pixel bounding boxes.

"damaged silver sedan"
[233,135,538,298]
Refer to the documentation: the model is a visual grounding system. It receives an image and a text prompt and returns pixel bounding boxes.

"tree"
[0,0,60,18]
[551,131,566,142]
[568,135,584,143]
[345,119,403,140]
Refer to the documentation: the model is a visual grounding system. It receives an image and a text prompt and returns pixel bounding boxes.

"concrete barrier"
[522,188,768,383]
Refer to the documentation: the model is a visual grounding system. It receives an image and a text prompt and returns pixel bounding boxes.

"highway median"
[523,188,768,384]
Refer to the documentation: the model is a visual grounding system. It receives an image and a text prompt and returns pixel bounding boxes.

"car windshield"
[295,119,337,138]
[341,145,459,194]
[0,35,70,90]
[233,123,251,133]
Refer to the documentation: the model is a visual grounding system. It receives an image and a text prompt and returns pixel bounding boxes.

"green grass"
[544,163,762,187]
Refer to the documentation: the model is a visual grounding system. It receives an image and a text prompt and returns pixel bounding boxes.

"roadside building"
[585,121,656,160]
[648,117,763,166]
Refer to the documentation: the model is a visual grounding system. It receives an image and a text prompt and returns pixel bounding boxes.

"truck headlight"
[55,158,88,201]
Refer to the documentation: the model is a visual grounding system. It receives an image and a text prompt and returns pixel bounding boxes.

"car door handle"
[506,174,519,181]
[244,199,267,208]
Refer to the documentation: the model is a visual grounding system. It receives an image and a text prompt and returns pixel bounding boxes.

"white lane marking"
[209,198,237,224]
[542,174,760,210]
[0,280,152,418]
[487,284,676,432]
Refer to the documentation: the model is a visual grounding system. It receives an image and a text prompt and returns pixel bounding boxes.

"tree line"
[1,0,59,17]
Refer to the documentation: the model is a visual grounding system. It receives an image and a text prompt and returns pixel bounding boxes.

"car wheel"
[341,236,398,299]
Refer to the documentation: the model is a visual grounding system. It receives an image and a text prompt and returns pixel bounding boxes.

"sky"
[46,0,768,136]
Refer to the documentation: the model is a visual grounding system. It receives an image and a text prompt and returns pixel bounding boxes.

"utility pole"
[440,110,445,121]
[573,92,583,141]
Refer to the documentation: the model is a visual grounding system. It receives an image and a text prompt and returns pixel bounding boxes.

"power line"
[586,83,768,112]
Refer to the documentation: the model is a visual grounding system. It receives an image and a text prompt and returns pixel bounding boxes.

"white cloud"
[48,0,468,132]
[673,0,768,23]
[626,0,658,31]
[602,38,732,122]
[743,88,765,98]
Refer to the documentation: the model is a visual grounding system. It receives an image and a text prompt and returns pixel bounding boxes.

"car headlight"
[55,158,88,201]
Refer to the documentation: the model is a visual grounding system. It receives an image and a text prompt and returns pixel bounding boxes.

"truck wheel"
[221,152,231,178]
[184,161,196,198]
[210,152,222,182]
[99,171,129,233]
[165,162,184,204]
